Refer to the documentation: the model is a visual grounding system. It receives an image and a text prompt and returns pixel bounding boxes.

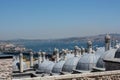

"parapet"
[21,70,120,80]
[0,55,13,80]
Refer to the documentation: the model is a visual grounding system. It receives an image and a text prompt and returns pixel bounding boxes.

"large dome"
[95,47,112,56]
[96,52,106,68]
[52,60,65,73]
[62,56,80,72]
[114,48,120,58]
[103,49,118,60]
[38,60,55,74]
[76,53,100,71]
[96,49,118,68]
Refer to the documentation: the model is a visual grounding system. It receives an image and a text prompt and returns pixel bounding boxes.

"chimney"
[61,49,66,60]
[19,53,23,73]
[42,52,46,62]
[30,52,33,68]
[65,49,69,54]
[81,47,85,55]
[74,46,78,57]
[38,52,42,66]
[87,41,93,53]
[105,34,111,51]
[78,47,81,56]
[54,48,59,62]
[74,46,81,56]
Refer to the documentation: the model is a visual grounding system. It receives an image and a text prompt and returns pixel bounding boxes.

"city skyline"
[0,0,120,40]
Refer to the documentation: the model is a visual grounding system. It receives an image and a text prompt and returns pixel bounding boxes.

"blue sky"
[0,0,120,40]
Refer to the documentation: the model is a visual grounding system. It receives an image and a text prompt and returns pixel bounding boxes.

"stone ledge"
[22,70,120,80]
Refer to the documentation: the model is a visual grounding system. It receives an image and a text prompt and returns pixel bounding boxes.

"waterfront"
[0,40,104,60]
[15,41,104,53]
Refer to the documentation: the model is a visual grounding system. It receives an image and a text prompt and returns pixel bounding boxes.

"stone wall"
[23,70,120,80]
[0,57,13,80]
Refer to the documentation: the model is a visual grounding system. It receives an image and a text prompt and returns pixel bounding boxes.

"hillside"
[0,33,120,43]
[54,33,120,42]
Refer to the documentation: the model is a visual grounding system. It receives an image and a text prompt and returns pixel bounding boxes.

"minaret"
[30,52,33,68]
[87,40,93,53]
[38,52,42,66]
[19,52,23,73]
[105,34,111,51]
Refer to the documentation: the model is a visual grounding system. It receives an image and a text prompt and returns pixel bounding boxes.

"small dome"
[52,60,65,73]
[12,59,28,72]
[76,53,100,71]
[38,60,55,73]
[62,57,80,72]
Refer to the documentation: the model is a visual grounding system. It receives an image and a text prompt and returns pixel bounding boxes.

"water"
[23,41,104,54]
[0,40,104,59]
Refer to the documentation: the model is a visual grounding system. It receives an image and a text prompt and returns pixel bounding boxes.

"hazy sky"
[0,0,120,40]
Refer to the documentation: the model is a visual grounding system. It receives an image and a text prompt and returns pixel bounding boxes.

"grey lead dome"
[62,57,80,72]
[96,49,118,68]
[38,60,55,73]
[52,60,65,73]
[103,49,118,60]
[76,53,100,71]
[115,48,120,58]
